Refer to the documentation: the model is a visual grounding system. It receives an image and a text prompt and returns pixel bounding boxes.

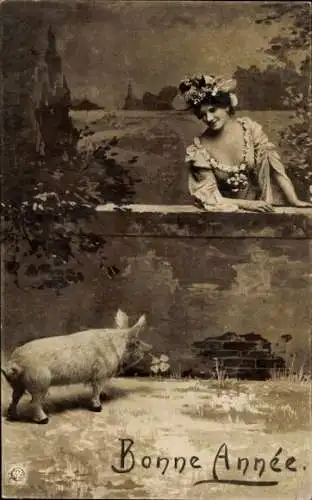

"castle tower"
[126,81,133,100]
[123,80,134,109]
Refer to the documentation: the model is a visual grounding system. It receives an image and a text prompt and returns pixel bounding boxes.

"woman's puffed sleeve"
[185,142,225,207]
[248,118,289,204]
[185,144,199,164]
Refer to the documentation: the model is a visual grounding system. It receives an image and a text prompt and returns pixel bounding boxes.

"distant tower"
[123,80,134,109]
[126,81,133,100]
[123,79,143,109]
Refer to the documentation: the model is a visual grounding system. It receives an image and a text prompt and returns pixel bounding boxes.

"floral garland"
[225,165,249,193]
[225,120,249,192]
[196,119,249,193]
[179,74,238,108]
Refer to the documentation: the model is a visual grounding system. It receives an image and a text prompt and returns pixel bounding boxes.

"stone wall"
[4,206,311,379]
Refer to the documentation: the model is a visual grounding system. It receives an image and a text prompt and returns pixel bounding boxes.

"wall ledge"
[95,204,312,239]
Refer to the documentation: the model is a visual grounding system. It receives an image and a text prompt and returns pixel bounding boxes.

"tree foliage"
[233,64,306,110]
[2,133,138,293]
[256,2,312,198]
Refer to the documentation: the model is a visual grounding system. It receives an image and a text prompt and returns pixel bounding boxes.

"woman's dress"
[185,117,289,209]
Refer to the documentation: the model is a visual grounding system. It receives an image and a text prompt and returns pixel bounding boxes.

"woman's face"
[197,104,230,131]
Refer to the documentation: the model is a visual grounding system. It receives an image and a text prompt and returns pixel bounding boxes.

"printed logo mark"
[9,466,26,483]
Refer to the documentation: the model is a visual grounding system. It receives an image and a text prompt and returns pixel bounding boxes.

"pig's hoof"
[36,417,49,425]
[7,411,18,422]
[100,392,109,402]
[90,404,102,412]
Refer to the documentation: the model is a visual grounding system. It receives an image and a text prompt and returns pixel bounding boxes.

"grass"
[150,356,311,433]
[169,363,182,379]
[181,378,311,433]
[270,355,311,385]
[211,357,229,388]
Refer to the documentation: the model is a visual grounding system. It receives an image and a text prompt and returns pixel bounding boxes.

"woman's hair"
[192,91,235,117]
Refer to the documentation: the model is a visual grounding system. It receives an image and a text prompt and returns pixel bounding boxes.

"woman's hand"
[291,199,312,208]
[220,197,274,212]
[236,199,274,213]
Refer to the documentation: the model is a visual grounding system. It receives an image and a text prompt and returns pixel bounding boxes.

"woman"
[179,74,311,212]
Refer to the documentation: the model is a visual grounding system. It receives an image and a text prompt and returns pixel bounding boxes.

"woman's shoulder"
[185,137,211,165]
[237,115,259,126]
[237,115,263,133]
[185,136,202,154]
[186,136,201,148]
[237,116,269,145]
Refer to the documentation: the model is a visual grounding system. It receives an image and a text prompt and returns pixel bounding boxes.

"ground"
[2,377,311,500]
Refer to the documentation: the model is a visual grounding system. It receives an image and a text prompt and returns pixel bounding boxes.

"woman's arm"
[187,140,283,212]
[188,162,274,212]
[249,118,312,207]
[273,171,312,207]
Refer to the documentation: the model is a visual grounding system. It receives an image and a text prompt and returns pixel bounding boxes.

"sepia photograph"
[1,1,311,499]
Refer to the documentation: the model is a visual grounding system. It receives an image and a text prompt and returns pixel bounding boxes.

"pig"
[1,309,151,424]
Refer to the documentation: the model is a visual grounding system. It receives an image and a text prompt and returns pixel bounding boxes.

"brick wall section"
[122,332,285,380]
[189,332,285,379]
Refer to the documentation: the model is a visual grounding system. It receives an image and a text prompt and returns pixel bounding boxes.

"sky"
[42,1,304,108]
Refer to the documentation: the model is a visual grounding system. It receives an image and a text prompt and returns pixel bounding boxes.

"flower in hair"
[179,74,238,107]
[203,75,216,85]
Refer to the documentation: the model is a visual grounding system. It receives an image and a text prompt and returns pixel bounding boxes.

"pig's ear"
[115,309,129,329]
[129,314,147,337]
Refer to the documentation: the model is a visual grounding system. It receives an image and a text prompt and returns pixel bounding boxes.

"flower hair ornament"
[179,74,238,108]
